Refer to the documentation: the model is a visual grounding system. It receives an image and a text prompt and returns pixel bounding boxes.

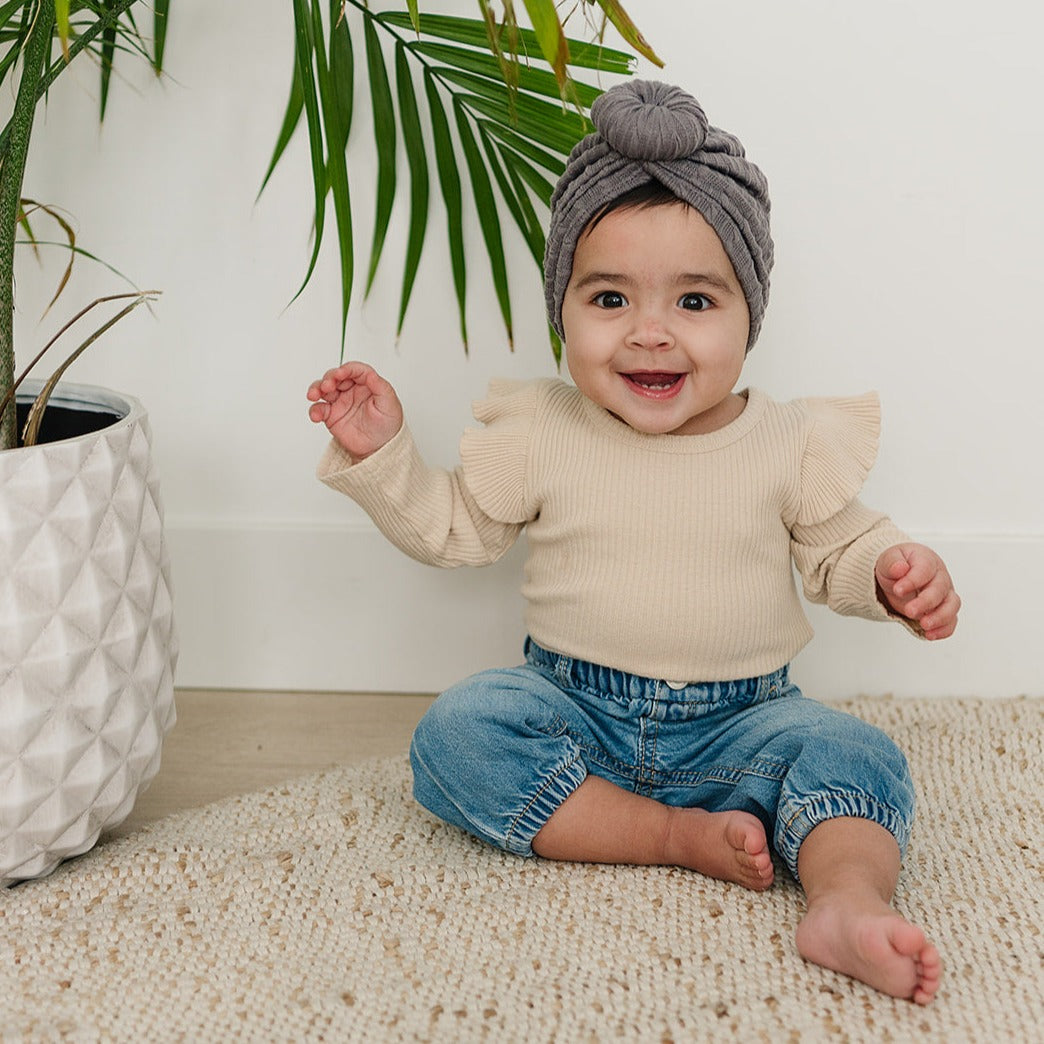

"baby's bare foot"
[796,893,942,1004]
[664,807,774,890]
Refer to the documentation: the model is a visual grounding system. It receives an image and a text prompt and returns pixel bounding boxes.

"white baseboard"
[168,525,1042,700]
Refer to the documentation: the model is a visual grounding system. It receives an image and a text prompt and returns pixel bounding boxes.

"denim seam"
[653,758,790,789]
[505,754,588,855]
[552,724,639,781]
[635,715,658,795]
[645,716,661,794]
[535,712,570,740]
[776,788,915,881]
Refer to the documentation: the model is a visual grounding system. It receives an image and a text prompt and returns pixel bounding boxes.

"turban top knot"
[544,80,773,352]
[591,79,709,161]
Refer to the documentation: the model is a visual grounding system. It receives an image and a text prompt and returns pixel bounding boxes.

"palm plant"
[272,0,658,358]
[0,0,658,452]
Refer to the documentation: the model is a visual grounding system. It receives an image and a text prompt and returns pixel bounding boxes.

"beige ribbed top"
[318,379,912,682]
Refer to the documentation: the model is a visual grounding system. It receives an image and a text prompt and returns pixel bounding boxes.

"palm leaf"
[498,143,557,208]
[455,90,588,155]
[328,2,353,155]
[256,2,649,355]
[591,0,664,68]
[54,0,71,59]
[153,0,170,73]
[99,0,116,119]
[477,128,542,266]
[378,10,635,74]
[423,68,467,350]
[363,13,396,297]
[520,0,570,94]
[0,3,29,111]
[393,39,428,340]
[287,0,329,307]
[18,198,76,316]
[411,41,600,108]
[474,0,519,119]
[454,98,511,346]
[258,56,305,199]
[481,121,565,177]
[0,0,27,31]
[309,0,353,347]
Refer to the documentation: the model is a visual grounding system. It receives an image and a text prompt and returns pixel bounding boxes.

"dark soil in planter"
[15,402,121,447]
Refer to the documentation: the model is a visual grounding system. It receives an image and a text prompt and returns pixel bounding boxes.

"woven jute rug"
[1,696,1041,1042]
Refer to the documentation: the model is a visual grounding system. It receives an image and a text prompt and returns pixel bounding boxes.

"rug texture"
[1,696,1041,1042]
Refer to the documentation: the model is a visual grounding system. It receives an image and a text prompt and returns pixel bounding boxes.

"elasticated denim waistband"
[524,637,790,706]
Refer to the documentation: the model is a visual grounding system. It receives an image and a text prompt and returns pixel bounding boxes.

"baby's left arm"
[875,544,961,641]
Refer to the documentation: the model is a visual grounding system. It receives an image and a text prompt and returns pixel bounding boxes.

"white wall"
[15,0,1043,698]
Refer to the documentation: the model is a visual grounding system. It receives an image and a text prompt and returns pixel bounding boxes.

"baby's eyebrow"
[571,270,737,294]
[571,270,630,289]
[677,272,737,294]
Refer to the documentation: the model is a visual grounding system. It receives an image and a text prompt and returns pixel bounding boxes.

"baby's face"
[561,202,750,436]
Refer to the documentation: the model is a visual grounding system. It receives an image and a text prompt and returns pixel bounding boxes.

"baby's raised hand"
[875,543,960,641]
[307,362,403,461]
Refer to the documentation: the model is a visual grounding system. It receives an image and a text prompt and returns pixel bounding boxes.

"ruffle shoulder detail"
[459,378,546,523]
[795,392,882,526]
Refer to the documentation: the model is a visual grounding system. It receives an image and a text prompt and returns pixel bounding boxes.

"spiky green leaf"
[288,0,329,305]
[424,69,467,350]
[310,0,353,347]
[99,0,116,119]
[394,40,429,339]
[478,126,543,268]
[457,90,588,156]
[593,0,664,68]
[520,0,569,93]
[454,100,511,345]
[499,145,557,207]
[328,2,353,155]
[153,0,170,72]
[378,11,635,74]
[363,14,396,297]
[482,121,565,176]
[411,42,601,107]
[54,0,70,58]
[258,56,305,199]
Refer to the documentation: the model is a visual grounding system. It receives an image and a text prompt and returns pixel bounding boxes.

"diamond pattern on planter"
[1,383,177,887]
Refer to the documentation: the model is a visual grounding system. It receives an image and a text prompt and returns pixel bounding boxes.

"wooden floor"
[111,689,435,838]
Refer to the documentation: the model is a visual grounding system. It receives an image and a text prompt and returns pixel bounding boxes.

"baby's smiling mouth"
[622,371,686,397]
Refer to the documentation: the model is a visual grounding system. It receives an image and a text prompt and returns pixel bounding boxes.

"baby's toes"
[913,945,942,1004]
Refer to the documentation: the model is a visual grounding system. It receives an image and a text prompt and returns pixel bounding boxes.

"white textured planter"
[0,381,177,887]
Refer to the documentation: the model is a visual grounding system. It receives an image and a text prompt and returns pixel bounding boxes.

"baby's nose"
[628,312,674,349]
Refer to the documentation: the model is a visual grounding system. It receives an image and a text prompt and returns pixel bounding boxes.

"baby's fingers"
[308,362,373,401]
[920,590,961,640]
[890,547,945,599]
[876,545,912,586]
[902,573,952,620]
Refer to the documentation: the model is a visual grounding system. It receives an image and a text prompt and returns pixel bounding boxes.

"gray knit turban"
[544,80,773,351]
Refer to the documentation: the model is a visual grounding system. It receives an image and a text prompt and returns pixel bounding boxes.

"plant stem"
[0,0,56,451]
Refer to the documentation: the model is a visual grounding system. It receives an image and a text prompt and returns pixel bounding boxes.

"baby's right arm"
[306,361,403,462]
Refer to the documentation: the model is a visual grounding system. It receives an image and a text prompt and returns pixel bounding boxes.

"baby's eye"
[679,293,712,311]
[593,290,627,309]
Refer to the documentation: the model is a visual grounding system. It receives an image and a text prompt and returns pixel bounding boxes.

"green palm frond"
[265,1,650,360]
[0,1,164,127]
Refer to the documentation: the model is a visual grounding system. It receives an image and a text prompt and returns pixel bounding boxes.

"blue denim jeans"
[410,639,915,879]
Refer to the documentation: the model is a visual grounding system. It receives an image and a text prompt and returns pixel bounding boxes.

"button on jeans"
[410,639,915,879]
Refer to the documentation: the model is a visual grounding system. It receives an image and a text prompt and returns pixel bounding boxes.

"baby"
[307,80,958,1005]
